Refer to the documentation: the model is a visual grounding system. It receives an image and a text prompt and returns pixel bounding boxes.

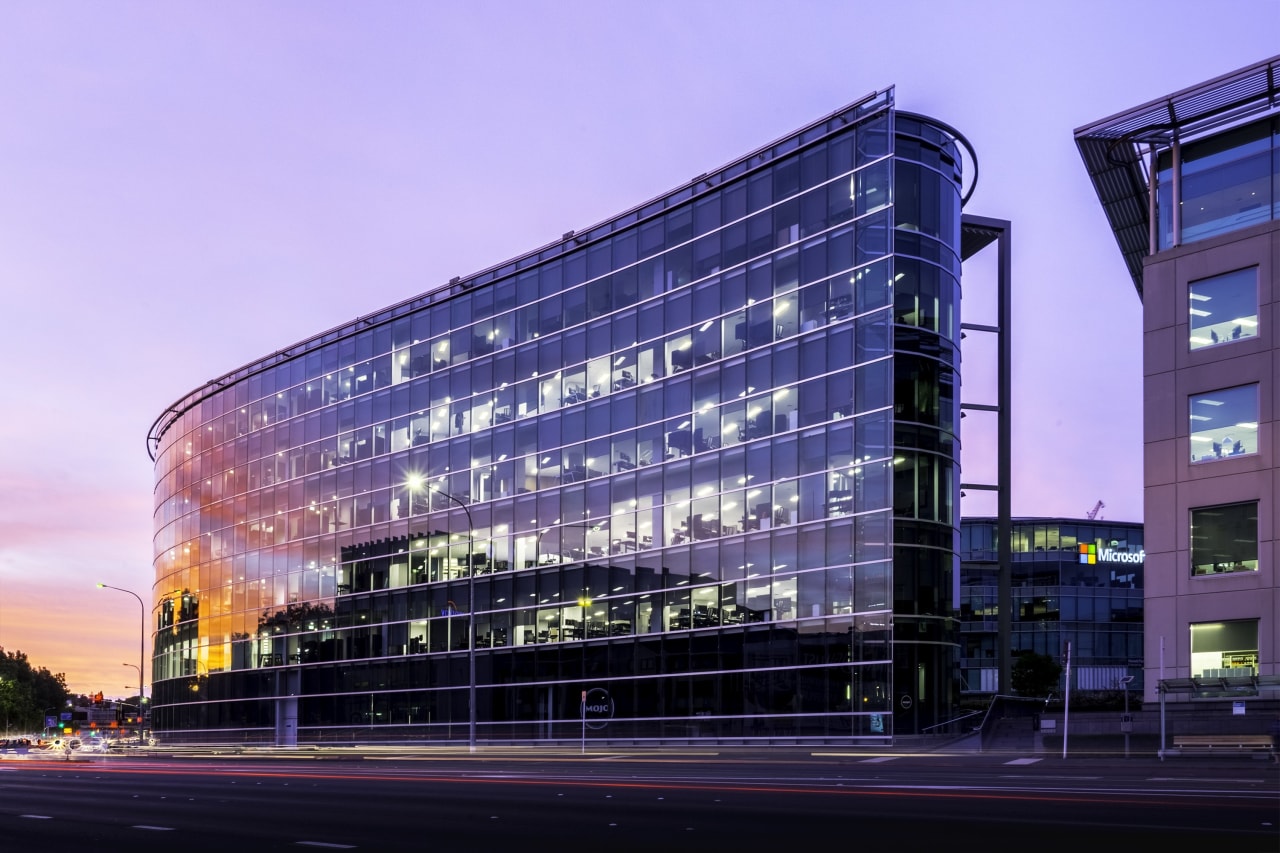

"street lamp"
[406,474,476,752]
[122,663,143,729]
[122,662,141,689]
[96,584,145,729]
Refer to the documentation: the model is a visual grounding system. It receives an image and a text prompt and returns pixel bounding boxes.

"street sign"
[899,694,912,710]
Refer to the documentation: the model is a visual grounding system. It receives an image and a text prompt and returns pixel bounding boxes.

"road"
[1,747,1276,850]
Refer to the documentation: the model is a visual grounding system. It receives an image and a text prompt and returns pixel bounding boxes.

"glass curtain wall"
[1156,115,1280,250]
[959,519,1145,695]
[149,91,966,742]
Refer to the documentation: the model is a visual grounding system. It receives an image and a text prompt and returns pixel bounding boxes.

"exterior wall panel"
[1144,436,1178,490]
[1145,198,1280,691]
[1143,371,1178,444]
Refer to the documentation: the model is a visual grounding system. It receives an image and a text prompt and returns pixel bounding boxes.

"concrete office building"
[148,86,1009,744]
[960,517,1144,696]
[1077,55,1280,704]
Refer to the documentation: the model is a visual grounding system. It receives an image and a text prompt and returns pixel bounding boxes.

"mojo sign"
[580,687,615,731]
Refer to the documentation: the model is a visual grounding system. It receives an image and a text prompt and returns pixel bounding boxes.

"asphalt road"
[1,747,1276,851]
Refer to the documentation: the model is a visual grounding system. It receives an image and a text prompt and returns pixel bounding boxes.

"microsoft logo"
[1079,542,1145,565]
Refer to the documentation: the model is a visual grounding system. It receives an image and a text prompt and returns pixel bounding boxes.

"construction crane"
[1086,500,1105,520]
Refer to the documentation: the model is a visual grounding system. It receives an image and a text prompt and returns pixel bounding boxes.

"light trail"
[4,760,1270,810]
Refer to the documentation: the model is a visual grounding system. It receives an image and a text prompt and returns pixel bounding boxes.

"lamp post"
[407,474,476,752]
[122,662,142,694]
[122,663,142,732]
[96,584,145,730]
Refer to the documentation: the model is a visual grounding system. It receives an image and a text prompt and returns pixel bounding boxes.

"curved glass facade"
[148,90,966,743]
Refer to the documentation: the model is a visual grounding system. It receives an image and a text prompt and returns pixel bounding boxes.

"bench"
[1173,734,1274,757]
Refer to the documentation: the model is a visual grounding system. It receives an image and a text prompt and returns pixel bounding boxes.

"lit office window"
[1189,619,1258,678]
[1189,384,1258,463]
[1189,267,1257,350]
[1190,502,1258,575]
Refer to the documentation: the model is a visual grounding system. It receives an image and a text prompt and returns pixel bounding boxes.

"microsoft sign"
[1079,543,1144,565]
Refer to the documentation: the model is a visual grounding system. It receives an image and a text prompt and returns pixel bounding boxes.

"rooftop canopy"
[1159,674,1280,700]
[1075,55,1280,298]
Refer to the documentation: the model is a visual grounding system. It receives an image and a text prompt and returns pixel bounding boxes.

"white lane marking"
[20,815,52,820]
[296,843,356,849]
[1149,777,1267,784]
[999,775,1101,780]
[860,756,900,763]
[1003,757,1042,765]
[133,825,175,831]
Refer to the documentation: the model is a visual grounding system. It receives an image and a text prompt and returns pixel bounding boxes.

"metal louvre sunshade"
[1074,55,1280,298]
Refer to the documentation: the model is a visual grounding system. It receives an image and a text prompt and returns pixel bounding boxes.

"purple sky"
[1,1,1275,698]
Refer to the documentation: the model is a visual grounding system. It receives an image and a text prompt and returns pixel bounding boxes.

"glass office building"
[148,86,974,744]
[960,518,1144,695]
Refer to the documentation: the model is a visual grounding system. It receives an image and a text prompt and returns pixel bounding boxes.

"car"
[33,737,83,759]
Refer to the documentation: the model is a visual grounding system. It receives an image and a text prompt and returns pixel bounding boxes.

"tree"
[0,677,34,735]
[0,648,70,733]
[1010,651,1063,698]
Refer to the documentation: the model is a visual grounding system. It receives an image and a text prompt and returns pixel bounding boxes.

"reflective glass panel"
[1190,502,1258,576]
